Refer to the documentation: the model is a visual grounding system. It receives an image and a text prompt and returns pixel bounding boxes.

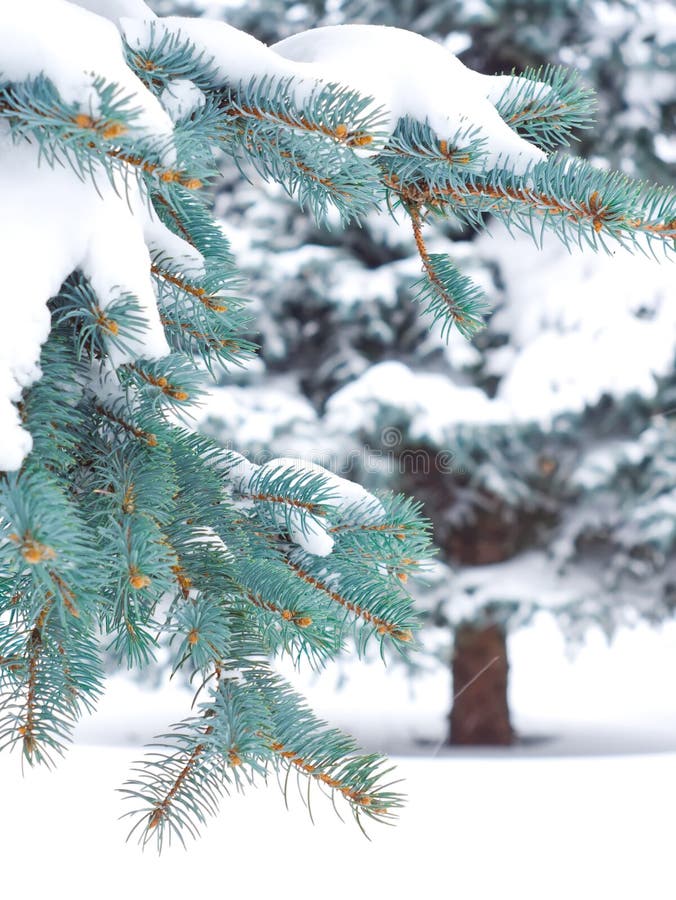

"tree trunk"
[449,621,513,746]
[396,469,529,746]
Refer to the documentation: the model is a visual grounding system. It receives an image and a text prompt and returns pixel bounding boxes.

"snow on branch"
[272,24,548,174]
[1,5,674,471]
[223,453,386,557]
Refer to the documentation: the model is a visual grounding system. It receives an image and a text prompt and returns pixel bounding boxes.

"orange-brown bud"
[21,540,56,565]
[101,121,127,140]
[74,113,96,129]
[394,628,413,642]
[228,749,242,766]
[129,571,151,590]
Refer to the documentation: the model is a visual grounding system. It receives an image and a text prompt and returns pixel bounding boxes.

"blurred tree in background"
[185,0,676,745]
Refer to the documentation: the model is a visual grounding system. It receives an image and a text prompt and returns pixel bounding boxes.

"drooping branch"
[18,600,51,759]
[392,160,676,251]
[266,735,390,814]
[146,721,214,833]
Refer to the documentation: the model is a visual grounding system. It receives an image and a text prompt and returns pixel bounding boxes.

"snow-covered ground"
[2,613,676,899]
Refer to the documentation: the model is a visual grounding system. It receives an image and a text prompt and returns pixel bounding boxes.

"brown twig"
[150,264,229,313]
[246,591,312,628]
[287,561,411,641]
[125,363,189,402]
[95,404,157,447]
[18,600,52,757]
[222,99,373,148]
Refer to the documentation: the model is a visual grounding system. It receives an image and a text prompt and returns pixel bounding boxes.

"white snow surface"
[273,25,548,173]
[0,0,180,470]
[5,745,675,899]
[160,78,206,121]
[481,230,676,420]
[325,359,510,440]
[0,127,170,470]
[71,0,157,22]
[0,2,172,139]
[121,14,324,99]
[412,552,601,628]
[3,616,676,899]
[201,383,319,447]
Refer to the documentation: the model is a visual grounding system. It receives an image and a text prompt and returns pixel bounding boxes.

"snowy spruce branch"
[0,0,674,849]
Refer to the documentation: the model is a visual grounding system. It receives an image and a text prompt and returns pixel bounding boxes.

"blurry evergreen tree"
[191,0,676,744]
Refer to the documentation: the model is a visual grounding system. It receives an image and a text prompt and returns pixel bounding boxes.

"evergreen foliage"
[1,0,674,846]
